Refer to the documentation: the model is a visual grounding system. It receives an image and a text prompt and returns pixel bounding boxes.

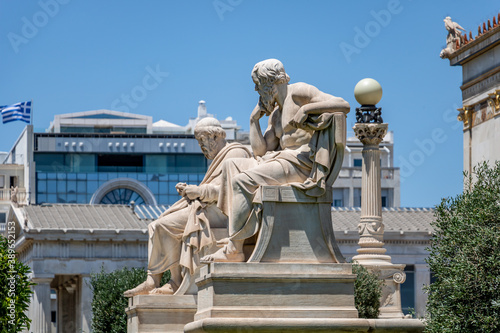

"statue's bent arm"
[250,106,279,157]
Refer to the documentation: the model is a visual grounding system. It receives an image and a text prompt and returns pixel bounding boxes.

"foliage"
[0,235,35,333]
[90,266,170,333]
[425,161,500,332]
[352,262,382,318]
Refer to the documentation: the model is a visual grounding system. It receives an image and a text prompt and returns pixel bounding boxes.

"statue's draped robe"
[218,112,343,241]
[148,143,251,276]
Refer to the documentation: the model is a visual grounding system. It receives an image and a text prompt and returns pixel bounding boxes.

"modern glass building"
[34,147,207,205]
[4,109,213,206]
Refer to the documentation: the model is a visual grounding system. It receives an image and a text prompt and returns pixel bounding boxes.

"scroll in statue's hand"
[175,183,187,196]
[181,185,203,201]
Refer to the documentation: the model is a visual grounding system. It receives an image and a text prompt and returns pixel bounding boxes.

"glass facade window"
[34,153,96,173]
[100,188,145,205]
[353,159,362,167]
[35,152,208,206]
[60,126,147,134]
[97,154,143,172]
[36,171,206,205]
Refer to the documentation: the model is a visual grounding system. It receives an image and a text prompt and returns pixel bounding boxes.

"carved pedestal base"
[185,318,425,333]
[184,264,421,332]
[126,295,197,333]
[354,262,407,319]
[184,262,358,332]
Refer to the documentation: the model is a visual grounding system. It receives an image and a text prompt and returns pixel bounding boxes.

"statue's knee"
[232,173,252,189]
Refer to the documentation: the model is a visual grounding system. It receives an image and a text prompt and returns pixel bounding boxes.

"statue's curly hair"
[251,59,290,87]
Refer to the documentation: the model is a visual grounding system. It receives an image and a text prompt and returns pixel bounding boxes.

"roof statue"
[440,16,466,59]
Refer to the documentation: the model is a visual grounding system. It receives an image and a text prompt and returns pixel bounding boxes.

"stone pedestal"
[184,262,358,332]
[126,295,197,333]
[183,263,424,332]
[352,123,406,319]
[185,318,425,333]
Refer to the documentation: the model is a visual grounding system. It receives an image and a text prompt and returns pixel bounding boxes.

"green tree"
[352,262,382,319]
[90,266,170,333]
[425,161,500,332]
[0,235,34,333]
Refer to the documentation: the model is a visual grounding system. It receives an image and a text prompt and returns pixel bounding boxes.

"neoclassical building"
[441,12,500,172]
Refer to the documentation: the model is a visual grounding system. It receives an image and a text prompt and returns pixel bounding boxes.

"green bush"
[90,266,170,333]
[352,262,382,318]
[0,235,34,333]
[425,161,500,332]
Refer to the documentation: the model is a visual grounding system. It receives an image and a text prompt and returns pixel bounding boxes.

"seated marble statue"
[124,117,251,296]
[201,58,350,263]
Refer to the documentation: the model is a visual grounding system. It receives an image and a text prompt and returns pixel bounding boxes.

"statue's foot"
[150,282,177,295]
[123,280,155,297]
[216,237,230,247]
[200,245,245,263]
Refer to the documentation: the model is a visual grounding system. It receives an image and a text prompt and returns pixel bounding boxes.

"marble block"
[248,185,345,264]
[126,294,197,333]
[193,262,358,321]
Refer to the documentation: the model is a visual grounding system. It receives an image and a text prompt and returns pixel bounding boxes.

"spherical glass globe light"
[354,78,383,106]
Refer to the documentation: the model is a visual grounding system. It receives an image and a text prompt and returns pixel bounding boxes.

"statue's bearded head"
[194,117,226,160]
[252,59,290,114]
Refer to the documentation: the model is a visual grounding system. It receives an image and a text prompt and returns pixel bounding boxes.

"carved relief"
[487,90,500,115]
[393,271,407,284]
[457,105,472,128]
[353,123,388,146]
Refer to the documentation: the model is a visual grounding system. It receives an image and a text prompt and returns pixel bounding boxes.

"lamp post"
[352,78,406,319]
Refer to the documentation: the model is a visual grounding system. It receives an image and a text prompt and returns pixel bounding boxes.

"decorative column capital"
[353,123,388,146]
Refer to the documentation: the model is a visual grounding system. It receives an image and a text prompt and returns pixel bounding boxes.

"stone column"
[58,277,78,333]
[352,123,406,319]
[30,276,54,333]
[79,275,93,333]
[414,264,430,318]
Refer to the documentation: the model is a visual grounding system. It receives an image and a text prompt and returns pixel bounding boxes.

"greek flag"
[0,101,32,124]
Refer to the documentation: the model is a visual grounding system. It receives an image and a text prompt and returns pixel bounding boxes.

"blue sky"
[1,0,498,207]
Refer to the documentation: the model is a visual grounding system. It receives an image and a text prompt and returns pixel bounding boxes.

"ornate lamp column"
[351,78,406,319]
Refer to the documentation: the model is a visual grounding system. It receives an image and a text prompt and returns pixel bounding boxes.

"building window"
[332,188,344,207]
[381,188,390,207]
[97,154,143,172]
[333,199,343,207]
[99,188,145,205]
[353,188,361,207]
[0,175,4,188]
[0,212,6,223]
[353,159,362,167]
[9,176,18,188]
[401,265,415,315]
